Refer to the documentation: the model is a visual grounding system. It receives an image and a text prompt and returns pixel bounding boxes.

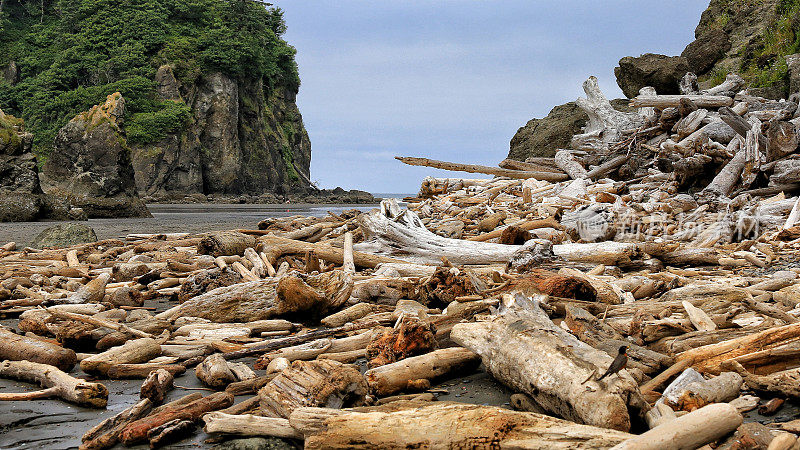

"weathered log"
[195,353,237,389]
[51,273,110,305]
[630,94,734,109]
[291,402,632,449]
[355,199,525,265]
[80,337,162,376]
[46,307,154,339]
[203,412,303,439]
[0,327,76,371]
[395,156,569,182]
[722,360,800,399]
[611,403,742,450]
[80,398,153,450]
[157,270,353,322]
[364,347,480,396]
[258,235,405,269]
[119,392,233,445]
[146,419,196,448]
[106,363,185,379]
[452,293,640,431]
[197,231,257,257]
[141,368,174,405]
[258,359,368,418]
[555,150,588,179]
[677,321,800,374]
[0,360,108,407]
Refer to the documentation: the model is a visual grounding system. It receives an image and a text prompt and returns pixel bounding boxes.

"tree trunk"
[157,270,353,322]
[291,402,632,449]
[452,293,640,431]
[80,337,161,376]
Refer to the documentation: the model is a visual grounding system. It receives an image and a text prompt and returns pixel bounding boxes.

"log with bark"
[0,327,77,371]
[157,270,353,322]
[452,293,641,431]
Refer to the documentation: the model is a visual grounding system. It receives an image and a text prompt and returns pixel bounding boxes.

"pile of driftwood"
[4,73,800,449]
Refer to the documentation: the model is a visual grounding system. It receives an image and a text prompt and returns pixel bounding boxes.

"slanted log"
[258,359,368,418]
[611,403,742,450]
[80,338,161,376]
[452,293,640,431]
[291,402,632,449]
[52,273,110,305]
[364,347,480,396]
[722,360,800,399]
[572,76,646,152]
[146,419,196,448]
[395,156,569,182]
[203,412,303,439]
[119,392,233,445]
[0,360,108,407]
[0,327,77,371]
[157,270,353,322]
[80,398,153,450]
[555,150,588,179]
[677,321,800,374]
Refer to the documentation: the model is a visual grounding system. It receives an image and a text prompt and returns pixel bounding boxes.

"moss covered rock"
[31,223,97,249]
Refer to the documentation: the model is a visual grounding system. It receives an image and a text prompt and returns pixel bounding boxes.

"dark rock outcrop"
[131,66,312,199]
[681,29,731,74]
[40,93,151,218]
[31,223,97,249]
[508,99,633,161]
[614,53,690,98]
[0,109,69,222]
[509,102,588,160]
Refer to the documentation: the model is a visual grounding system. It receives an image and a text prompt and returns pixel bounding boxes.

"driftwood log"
[80,337,162,376]
[291,402,632,449]
[452,293,640,431]
[0,360,108,407]
[203,412,303,439]
[364,347,480,396]
[0,327,77,371]
[157,270,353,322]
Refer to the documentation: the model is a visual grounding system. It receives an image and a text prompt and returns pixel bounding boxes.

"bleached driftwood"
[203,412,303,439]
[0,360,108,407]
[555,150,588,179]
[572,76,646,152]
[364,347,480,396]
[452,293,641,431]
[395,156,569,182]
[291,402,633,449]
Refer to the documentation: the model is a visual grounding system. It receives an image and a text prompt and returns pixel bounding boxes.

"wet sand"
[0,203,379,247]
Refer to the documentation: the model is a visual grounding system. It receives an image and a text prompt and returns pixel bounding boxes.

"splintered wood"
[4,72,800,448]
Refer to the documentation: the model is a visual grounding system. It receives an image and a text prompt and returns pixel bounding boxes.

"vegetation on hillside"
[0,0,299,156]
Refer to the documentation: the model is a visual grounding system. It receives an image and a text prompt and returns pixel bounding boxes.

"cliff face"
[131,69,311,198]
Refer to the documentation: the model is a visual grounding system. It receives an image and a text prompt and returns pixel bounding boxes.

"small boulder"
[614,54,690,98]
[509,102,587,159]
[31,223,97,248]
[681,29,731,75]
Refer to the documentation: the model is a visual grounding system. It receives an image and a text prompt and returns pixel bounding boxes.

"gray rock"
[681,29,731,75]
[1,60,19,85]
[212,437,296,450]
[40,92,151,218]
[749,85,787,100]
[614,54,690,98]
[155,65,182,101]
[31,223,97,248]
[0,192,42,222]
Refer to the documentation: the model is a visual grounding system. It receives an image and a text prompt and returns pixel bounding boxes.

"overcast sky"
[279,1,709,194]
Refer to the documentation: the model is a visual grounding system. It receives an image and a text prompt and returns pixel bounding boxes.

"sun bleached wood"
[0,360,108,407]
[291,402,632,450]
[202,412,303,439]
[395,156,569,182]
[555,150,588,179]
[80,337,162,376]
[364,347,480,396]
[630,94,734,109]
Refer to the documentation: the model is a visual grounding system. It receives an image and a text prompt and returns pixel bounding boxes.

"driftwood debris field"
[6,73,800,448]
